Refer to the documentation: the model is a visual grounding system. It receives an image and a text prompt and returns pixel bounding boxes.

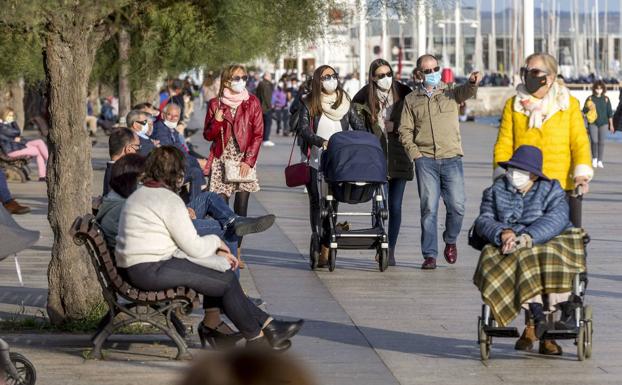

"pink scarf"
[221,88,249,109]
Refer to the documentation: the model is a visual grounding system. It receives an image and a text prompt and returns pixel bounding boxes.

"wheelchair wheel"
[584,305,593,359]
[478,317,491,361]
[6,352,36,385]
[328,248,337,272]
[378,248,388,272]
[577,324,586,361]
[309,233,320,270]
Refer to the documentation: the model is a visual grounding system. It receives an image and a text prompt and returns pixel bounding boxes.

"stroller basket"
[330,182,378,204]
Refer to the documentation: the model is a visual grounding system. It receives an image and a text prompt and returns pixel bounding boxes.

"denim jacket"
[474,177,572,246]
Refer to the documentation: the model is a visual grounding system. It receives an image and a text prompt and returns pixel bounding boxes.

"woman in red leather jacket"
[203,64,264,265]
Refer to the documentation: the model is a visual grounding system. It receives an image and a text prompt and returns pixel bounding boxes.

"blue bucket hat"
[498,145,549,180]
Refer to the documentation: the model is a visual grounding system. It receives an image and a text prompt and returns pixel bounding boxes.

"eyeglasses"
[520,67,548,78]
[420,66,440,75]
[320,73,339,81]
[129,143,141,151]
[374,71,392,79]
[231,75,249,82]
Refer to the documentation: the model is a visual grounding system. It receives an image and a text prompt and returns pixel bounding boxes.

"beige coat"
[398,82,477,160]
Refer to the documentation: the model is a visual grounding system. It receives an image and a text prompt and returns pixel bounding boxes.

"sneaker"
[262,140,275,147]
[592,158,598,168]
[597,160,604,168]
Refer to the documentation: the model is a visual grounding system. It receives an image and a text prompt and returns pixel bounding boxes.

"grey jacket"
[95,191,126,249]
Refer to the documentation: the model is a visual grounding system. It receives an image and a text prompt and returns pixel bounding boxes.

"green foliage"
[0,27,44,84]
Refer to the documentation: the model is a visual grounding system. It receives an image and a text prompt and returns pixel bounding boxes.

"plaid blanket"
[473,228,586,327]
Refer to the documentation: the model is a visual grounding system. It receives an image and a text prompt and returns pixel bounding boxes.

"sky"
[460,0,620,12]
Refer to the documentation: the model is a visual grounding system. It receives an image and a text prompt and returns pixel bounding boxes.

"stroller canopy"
[321,131,387,183]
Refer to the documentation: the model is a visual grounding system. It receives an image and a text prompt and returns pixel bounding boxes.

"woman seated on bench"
[0,108,49,181]
[115,146,303,350]
[472,145,586,354]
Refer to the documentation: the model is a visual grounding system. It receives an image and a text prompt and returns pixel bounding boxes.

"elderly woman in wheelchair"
[472,145,589,359]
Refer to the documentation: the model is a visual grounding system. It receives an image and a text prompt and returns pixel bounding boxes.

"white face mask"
[375,76,392,91]
[163,119,178,129]
[506,168,532,189]
[322,79,338,93]
[137,122,150,138]
[230,80,246,93]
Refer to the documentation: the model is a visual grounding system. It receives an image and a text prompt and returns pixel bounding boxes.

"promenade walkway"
[1,106,621,384]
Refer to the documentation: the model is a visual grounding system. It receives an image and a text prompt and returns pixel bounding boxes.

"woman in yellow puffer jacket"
[492,52,593,357]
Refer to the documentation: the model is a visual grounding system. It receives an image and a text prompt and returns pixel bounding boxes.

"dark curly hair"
[144,146,185,191]
[592,80,607,95]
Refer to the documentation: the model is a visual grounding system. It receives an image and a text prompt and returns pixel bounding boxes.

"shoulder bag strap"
[286,116,312,167]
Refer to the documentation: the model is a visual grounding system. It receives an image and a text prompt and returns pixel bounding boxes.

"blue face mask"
[424,71,441,87]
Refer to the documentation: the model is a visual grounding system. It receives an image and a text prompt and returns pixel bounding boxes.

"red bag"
[284,133,311,188]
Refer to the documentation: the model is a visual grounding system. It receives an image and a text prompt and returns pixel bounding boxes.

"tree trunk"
[8,80,25,130]
[44,23,106,325]
[118,26,131,122]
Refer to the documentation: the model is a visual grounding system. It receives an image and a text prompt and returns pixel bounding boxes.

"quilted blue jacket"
[474,177,572,246]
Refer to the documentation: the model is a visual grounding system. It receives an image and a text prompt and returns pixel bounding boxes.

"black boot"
[388,248,396,266]
[555,298,581,330]
[233,214,276,237]
[262,319,304,348]
[528,303,549,339]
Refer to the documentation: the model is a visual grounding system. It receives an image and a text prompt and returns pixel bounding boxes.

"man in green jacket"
[398,54,481,270]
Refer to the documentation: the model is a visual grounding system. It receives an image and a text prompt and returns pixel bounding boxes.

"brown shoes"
[444,244,457,264]
[318,246,329,268]
[539,340,563,355]
[514,325,537,351]
[3,199,31,215]
[421,257,437,270]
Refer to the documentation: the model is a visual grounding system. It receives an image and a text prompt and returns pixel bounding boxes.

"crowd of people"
[0,49,617,361]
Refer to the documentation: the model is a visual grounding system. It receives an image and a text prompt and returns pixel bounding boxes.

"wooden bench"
[0,151,30,183]
[70,214,199,360]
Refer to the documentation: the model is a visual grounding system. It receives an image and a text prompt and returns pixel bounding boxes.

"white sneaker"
[592,158,598,168]
[597,160,604,168]
[303,186,308,194]
[262,140,275,147]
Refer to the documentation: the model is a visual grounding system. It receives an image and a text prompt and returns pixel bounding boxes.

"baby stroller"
[310,131,389,272]
[475,188,593,361]
[1,205,38,384]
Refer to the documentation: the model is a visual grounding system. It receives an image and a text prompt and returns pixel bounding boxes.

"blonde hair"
[525,53,558,76]
[1,107,15,120]
[218,64,247,97]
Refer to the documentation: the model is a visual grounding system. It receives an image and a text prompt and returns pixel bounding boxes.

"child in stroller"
[470,146,592,361]
[1,205,38,384]
[309,130,390,272]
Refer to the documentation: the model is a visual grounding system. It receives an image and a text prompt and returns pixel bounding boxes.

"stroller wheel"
[309,234,320,270]
[378,248,389,272]
[7,352,37,385]
[328,248,337,272]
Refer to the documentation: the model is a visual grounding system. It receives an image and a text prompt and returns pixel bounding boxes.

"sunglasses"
[320,73,339,81]
[420,66,440,75]
[231,75,249,82]
[375,71,392,79]
[520,67,548,78]
[136,120,149,125]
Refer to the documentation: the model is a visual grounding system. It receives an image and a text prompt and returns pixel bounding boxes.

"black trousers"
[126,259,269,339]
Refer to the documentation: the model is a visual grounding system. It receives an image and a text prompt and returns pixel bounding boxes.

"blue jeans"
[262,111,272,141]
[0,169,12,203]
[189,191,239,258]
[414,156,465,259]
[386,178,407,250]
[185,157,205,203]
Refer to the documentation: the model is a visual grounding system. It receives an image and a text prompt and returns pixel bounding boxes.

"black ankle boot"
[528,303,549,339]
[555,299,580,330]
[388,249,396,266]
[262,319,304,348]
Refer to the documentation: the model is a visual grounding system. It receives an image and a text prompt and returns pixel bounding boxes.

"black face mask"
[524,73,548,94]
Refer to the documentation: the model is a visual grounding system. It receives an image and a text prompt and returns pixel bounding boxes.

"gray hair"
[162,102,181,114]
[126,109,149,128]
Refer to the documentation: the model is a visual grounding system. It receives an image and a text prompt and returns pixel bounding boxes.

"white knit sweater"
[115,186,229,271]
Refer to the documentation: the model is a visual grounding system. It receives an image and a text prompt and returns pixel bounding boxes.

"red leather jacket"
[203,94,264,168]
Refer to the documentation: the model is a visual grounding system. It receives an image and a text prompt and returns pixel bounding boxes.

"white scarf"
[513,81,570,129]
[321,92,350,121]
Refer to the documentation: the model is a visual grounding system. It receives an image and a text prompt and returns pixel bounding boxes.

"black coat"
[298,95,365,149]
[0,122,27,154]
[352,82,414,180]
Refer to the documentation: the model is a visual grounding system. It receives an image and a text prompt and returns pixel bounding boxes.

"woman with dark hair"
[583,80,614,168]
[298,65,365,266]
[352,59,413,266]
[116,146,303,350]
[204,64,264,267]
[96,153,146,248]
